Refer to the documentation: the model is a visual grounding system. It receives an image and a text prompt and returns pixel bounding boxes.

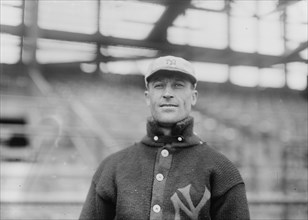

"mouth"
[160,104,178,107]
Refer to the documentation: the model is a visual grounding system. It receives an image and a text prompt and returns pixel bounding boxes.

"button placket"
[149,148,173,219]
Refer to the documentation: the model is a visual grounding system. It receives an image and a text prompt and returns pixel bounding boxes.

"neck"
[160,126,172,136]
[142,116,200,147]
[156,121,179,136]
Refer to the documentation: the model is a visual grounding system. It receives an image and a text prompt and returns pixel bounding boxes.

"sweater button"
[153,204,161,213]
[156,173,164,181]
[178,137,183,142]
[161,149,169,157]
[153,136,158,141]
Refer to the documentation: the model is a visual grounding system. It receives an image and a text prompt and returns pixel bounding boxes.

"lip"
[160,104,178,107]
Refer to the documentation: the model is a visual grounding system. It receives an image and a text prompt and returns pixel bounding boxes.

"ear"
[191,90,198,106]
[144,90,150,106]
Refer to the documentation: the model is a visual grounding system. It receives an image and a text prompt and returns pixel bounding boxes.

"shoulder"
[91,143,142,200]
[204,144,238,169]
[178,142,243,181]
[193,142,235,167]
[93,143,140,180]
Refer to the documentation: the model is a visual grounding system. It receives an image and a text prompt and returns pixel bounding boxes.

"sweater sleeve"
[210,183,250,220]
[79,180,116,220]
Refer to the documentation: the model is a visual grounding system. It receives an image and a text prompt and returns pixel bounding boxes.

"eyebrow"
[151,77,187,83]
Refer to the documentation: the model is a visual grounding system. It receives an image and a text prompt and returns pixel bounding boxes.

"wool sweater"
[79,117,250,220]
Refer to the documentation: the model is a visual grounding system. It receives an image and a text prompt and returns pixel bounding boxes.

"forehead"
[148,71,191,83]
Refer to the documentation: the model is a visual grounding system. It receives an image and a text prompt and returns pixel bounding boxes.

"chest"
[114,147,213,220]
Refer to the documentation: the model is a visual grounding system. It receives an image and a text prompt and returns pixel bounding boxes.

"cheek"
[182,95,193,108]
[148,94,160,109]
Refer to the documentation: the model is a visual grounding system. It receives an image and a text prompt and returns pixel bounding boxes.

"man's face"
[145,72,198,125]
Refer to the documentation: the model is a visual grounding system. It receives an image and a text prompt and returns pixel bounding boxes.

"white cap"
[145,55,197,85]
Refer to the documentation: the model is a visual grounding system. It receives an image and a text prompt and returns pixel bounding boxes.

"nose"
[162,86,174,99]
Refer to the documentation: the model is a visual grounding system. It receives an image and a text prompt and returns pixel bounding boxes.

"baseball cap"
[145,55,197,86]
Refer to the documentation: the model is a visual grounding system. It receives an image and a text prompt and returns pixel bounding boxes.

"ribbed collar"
[141,116,202,148]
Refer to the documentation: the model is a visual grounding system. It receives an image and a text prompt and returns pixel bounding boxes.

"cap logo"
[166,58,176,66]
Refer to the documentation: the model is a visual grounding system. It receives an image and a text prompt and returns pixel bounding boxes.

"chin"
[156,116,182,125]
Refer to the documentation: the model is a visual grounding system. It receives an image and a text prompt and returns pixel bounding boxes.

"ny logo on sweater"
[171,184,211,220]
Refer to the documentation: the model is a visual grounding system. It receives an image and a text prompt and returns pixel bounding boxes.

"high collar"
[141,116,201,148]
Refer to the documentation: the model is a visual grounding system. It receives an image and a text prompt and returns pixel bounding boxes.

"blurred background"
[0,0,307,219]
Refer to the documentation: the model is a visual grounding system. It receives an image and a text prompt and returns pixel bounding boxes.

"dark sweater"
[79,117,250,220]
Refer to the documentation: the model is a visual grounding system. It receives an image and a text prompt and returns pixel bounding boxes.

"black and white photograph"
[0,0,307,219]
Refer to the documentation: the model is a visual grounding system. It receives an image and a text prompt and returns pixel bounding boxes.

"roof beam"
[279,41,308,63]
[38,29,292,67]
[146,0,191,43]
[1,25,305,67]
[1,24,24,35]
[37,29,296,67]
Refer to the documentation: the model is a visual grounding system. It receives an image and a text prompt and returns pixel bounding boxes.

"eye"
[174,82,185,88]
[153,82,164,89]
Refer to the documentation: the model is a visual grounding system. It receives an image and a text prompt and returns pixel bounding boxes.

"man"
[79,55,250,220]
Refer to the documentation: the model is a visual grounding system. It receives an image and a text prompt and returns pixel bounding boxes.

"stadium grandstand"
[1,0,307,219]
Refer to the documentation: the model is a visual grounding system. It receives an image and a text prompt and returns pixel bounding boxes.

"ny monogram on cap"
[166,58,177,66]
